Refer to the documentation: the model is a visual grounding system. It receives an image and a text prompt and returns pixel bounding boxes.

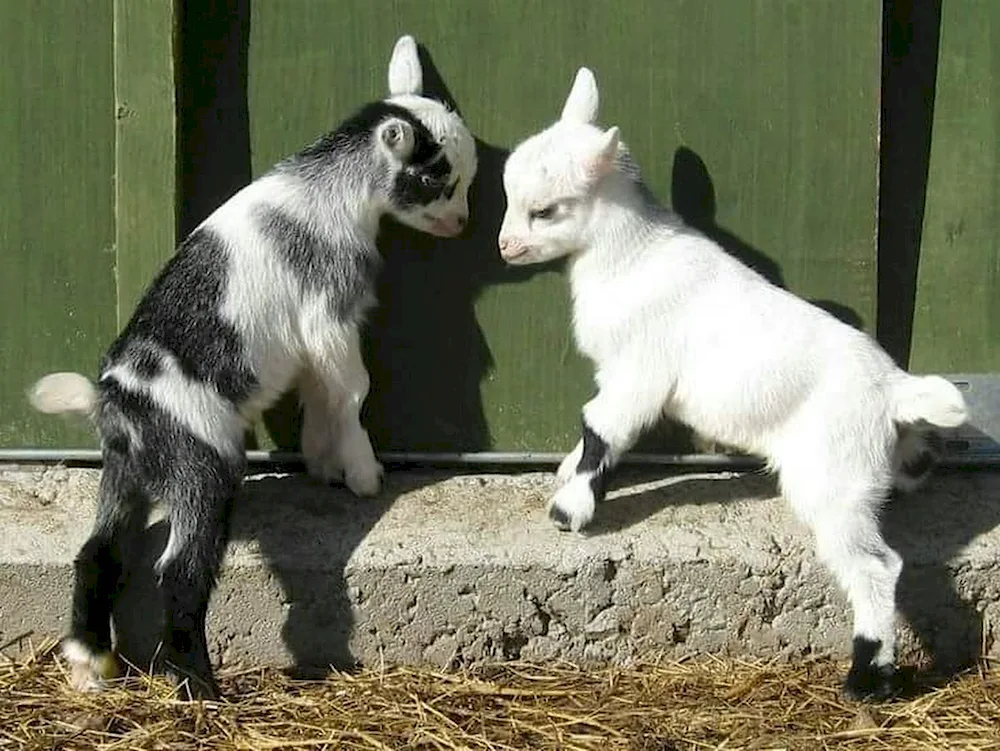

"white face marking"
[384,95,478,238]
[498,122,607,264]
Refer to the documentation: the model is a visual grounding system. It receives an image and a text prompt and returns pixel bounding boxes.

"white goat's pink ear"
[585,126,621,180]
[560,67,599,124]
[388,35,423,96]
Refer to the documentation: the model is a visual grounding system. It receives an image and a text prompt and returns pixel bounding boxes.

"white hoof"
[547,476,596,532]
[346,461,384,497]
[62,638,117,692]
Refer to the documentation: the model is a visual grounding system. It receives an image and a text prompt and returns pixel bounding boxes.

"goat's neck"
[571,174,668,286]
[287,150,384,241]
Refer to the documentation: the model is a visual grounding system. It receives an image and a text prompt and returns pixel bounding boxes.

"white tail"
[29,372,98,416]
[891,375,967,428]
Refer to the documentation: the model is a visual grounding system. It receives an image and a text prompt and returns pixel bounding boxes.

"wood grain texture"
[909,2,1000,373]
[247,0,881,452]
[114,0,179,323]
[0,0,116,447]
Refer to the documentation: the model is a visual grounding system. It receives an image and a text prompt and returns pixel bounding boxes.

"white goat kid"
[498,68,967,701]
[29,35,477,700]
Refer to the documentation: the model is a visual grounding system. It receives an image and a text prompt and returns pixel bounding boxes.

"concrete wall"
[1,466,997,676]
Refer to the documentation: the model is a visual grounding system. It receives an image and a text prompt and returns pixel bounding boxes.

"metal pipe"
[0,447,995,468]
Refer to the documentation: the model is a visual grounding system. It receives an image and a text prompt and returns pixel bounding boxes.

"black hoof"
[165,665,221,701]
[548,504,572,531]
[843,662,903,702]
[159,650,221,701]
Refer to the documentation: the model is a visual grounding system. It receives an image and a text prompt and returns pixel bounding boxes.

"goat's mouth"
[501,246,532,263]
[423,214,464,238]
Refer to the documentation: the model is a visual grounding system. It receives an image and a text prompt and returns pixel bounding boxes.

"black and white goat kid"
[29,35,477,700]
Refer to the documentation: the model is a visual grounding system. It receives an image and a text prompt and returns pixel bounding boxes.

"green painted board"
[909,1,1000,374]
[247,0,881,453]
[0,1,117,448]
[114,0,179,324]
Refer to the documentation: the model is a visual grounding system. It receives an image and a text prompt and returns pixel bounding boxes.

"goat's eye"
[419,174,437,187]
[529,204,558,221]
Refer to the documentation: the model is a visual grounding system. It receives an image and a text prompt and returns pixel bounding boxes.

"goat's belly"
[669,377,798,456]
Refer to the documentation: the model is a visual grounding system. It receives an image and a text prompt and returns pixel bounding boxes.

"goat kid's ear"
[388,35,423,96]
[377,117,415,161]
[585,126,621,181]
[560,67,599,124]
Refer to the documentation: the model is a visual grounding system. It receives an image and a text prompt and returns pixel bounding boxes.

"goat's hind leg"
[785,471,904,700]
[64,448,150,691]
[154,442,242,700]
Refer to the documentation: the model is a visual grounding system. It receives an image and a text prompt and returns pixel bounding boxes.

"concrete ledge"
[1,465,998,673]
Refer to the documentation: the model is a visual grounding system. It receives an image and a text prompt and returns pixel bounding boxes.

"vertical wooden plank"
[0,0,116,447]
[247,0,881,453]
[910,1,1000,373]
[114,0,180,322]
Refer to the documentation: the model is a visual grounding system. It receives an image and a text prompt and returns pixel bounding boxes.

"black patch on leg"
[70,537,119,654]
[69,425,150,657]
[901,450,936,480]
[153,427,241,701]
[843,636,902,702]
[579,421,611,502]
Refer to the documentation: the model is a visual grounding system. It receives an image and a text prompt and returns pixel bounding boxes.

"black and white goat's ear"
[376,117,415,161]
[585,126,621,181]
[388,34,423,96]
[560,67,599,124]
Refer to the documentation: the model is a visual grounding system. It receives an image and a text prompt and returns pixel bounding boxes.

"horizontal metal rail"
[0,448,996,469]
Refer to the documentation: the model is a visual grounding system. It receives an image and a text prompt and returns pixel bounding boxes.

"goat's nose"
[456,215,467,229]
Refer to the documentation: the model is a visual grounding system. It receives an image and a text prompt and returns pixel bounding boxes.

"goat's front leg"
[556,439,583,484]
[300,367,344,485]
[303,327,383,497]
[549,377,667,532]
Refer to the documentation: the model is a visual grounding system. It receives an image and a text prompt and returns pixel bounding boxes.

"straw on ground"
[1,639,997,750]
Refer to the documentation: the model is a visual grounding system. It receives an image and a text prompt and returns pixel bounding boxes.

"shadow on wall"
[877,0,942,368]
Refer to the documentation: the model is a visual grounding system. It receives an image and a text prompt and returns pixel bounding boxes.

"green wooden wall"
[2,0,994,454]
[0,1,118,447]
[909,1,1000,374]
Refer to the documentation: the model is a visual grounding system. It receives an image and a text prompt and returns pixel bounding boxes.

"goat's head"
[376,35,478,238]
[498,68,621,264]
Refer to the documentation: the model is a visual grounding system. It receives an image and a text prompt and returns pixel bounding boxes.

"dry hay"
[1,638,997,751]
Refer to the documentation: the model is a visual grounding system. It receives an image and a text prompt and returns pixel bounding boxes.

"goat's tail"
[891,374,967,428]
[29,372,98,418]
